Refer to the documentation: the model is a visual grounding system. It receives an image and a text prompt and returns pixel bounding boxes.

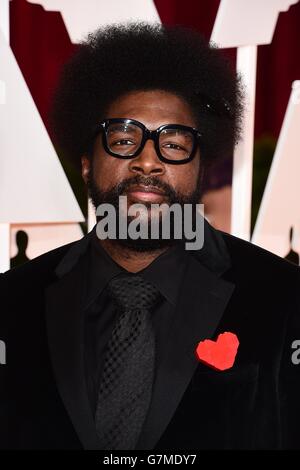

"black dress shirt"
[84,233,189,414]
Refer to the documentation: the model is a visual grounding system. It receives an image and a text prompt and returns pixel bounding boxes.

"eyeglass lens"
[106,122,194,160]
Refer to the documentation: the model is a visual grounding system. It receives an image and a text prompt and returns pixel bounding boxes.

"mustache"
[87,167,202,211]
[90,175,178,205]
[114,175,177,200]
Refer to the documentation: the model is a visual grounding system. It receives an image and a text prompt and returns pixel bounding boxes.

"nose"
[128,139,165,176]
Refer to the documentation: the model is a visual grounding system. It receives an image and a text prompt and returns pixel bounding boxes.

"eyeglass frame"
[97,118,202,165]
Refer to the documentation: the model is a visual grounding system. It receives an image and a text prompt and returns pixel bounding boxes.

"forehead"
[105,90,197,129]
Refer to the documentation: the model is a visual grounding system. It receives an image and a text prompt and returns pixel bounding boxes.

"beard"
[87,166,203,252]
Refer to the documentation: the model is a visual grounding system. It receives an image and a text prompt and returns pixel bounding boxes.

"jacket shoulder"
[221,231,299,277]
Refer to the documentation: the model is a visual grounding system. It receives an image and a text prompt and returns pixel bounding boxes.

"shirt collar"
[137,242,187,306]
[85,231,187,308]
[56,217,232,308]
[85,232,124,308]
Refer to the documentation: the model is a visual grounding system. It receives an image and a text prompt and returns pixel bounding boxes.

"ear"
[81,156,91,184]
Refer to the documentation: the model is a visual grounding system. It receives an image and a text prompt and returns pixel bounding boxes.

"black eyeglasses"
[97,118,202,164]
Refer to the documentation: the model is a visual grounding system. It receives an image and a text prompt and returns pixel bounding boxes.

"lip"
[127,185,166,195]
[126,185,167,202]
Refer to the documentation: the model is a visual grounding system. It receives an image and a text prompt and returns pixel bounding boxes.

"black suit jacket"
[0,222,300,449]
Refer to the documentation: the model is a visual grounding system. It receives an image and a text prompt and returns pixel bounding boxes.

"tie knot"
[107,274,162,311]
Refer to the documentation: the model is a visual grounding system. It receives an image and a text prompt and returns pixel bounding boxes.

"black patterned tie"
[95,273,161,450]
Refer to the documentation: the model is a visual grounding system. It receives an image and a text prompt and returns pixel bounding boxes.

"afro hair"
[50,22,244,169]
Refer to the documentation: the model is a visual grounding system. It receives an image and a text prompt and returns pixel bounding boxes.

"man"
[0,22,299,450]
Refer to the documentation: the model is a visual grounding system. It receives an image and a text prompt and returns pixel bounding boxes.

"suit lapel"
[45,232,100,450]
[136,252,235,450]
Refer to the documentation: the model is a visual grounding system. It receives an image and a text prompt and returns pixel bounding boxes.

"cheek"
[92,150,127,190]
[167,155,200,192]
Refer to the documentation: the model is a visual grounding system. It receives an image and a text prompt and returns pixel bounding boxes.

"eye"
[162,142,187,151]
[112,139,136,146]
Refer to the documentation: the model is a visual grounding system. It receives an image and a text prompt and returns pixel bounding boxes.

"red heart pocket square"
[195,332,239,371]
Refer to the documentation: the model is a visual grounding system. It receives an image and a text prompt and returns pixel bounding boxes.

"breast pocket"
[192,362,259,386]
[187,363,260,448]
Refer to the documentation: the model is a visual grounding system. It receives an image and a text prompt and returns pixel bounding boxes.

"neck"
[99,239,168,273]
